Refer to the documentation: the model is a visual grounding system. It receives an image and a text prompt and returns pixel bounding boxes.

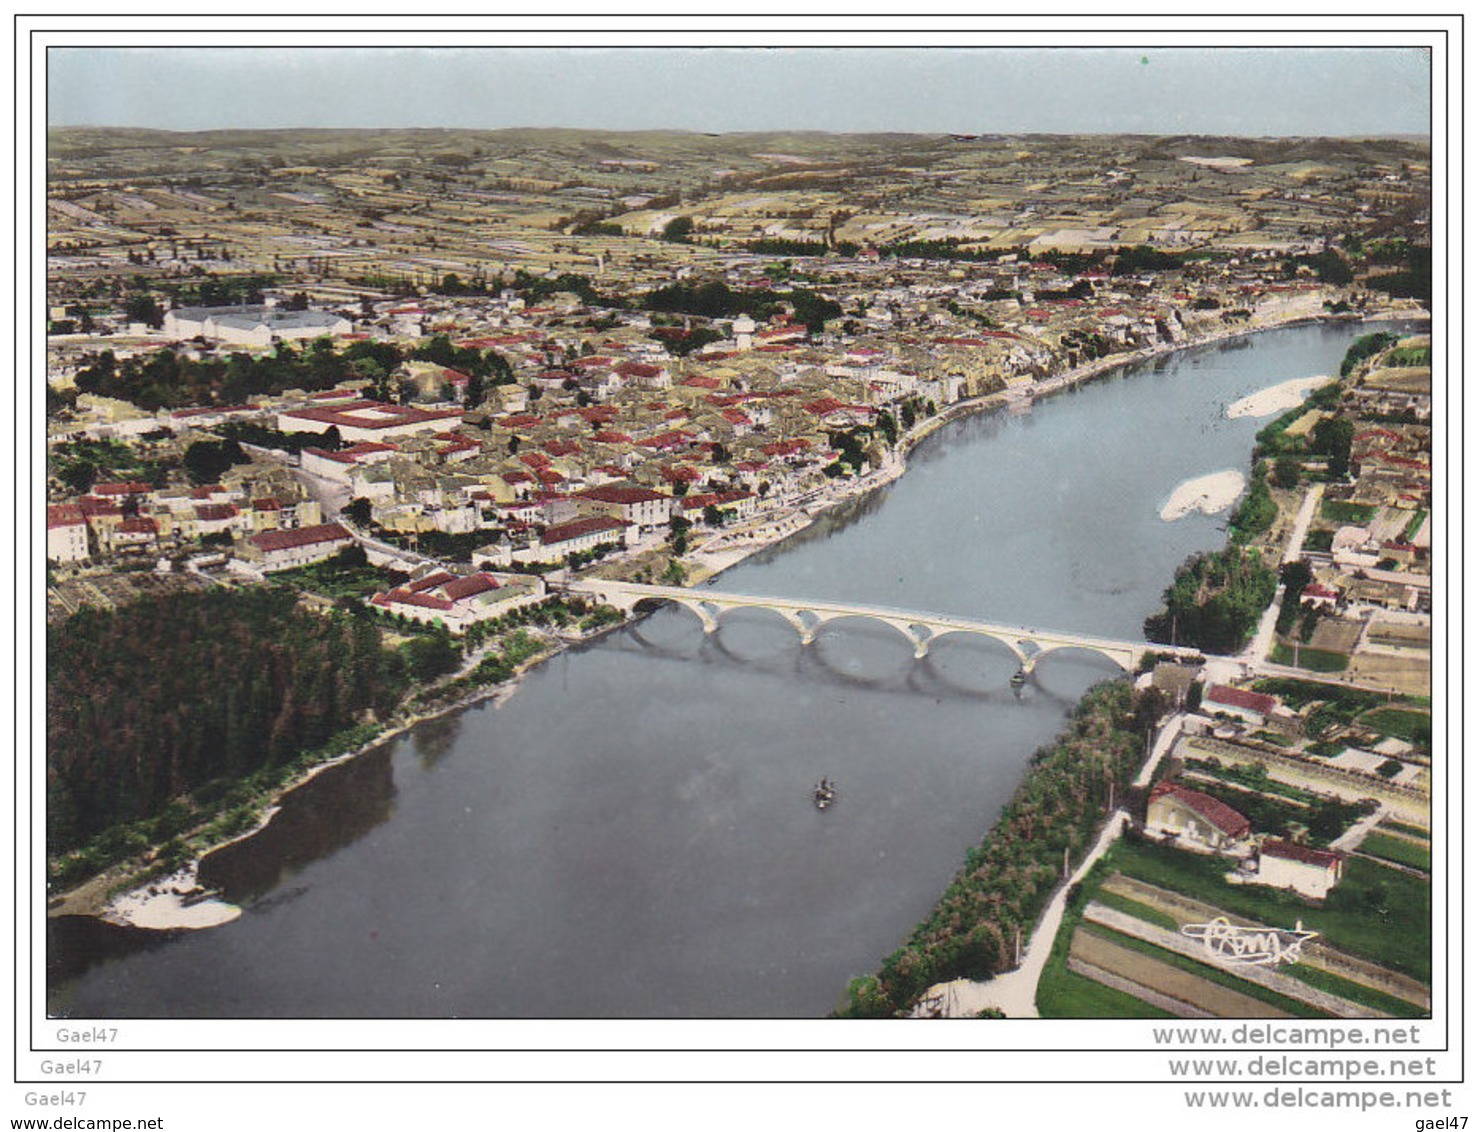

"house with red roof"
[574,483,671,530]
[276,399,463,443]
[1253,839,1345,900]
[369,569,541,633]
[240,522,355,572]
[111,516,160,549]
[512,515,631,565]
[1204,684,1279,727]
[1147,781,1252,852]
[301,442,399,484]
[46,504,90,563]
[677,490,757,524]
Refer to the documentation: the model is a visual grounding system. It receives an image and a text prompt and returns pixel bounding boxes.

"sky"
[47,46,1432,137]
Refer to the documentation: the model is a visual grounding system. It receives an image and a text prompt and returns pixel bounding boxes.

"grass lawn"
[271,562,397,600]
[1035,855,1177,1019]
[1113,838,1430,982]
[1359,832,1431,873]
[1270,642,1350,672]
[1381,818,1431,839]
[1302,528,1335,553]
[1036,962,1175,1019]
[1322,500,1377,523]
[1278,961,1428,1019]
[1092,888,1180,932]
[1358,707,1432,744]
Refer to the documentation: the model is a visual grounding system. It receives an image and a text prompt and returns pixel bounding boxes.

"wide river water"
[48,319,1408,1019]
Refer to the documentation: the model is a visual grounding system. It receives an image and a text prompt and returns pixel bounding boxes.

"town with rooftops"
[45,126,1432,1020]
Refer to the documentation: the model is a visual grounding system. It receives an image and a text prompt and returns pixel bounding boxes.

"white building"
[369,570,547,633]
[1146,781,1251,853]
[513,515,630,565]
[240,522,355,572]
[574,483,672,531]
[163,304,352,347]
[277,400,465,445]
[1254,840,1345,900]
[46,505,90,563]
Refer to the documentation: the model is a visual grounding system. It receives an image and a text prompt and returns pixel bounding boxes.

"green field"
[1079,923,1325,1018]
[1112,837,1431,982]
[1277,959,1428,1019]
[1359,707,1432,744]
[1322,500,1378,524]
[1036,964,1175,1019]
[1359,831,1431,873]
[1270,642,1350,672]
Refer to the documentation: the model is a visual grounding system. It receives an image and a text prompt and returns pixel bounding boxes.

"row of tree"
[640,280,843,333]
[64,335,515,413]
[839,681,1159,1016]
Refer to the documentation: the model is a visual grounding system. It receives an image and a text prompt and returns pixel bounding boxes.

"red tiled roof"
[577,484,669,505]
[47,504,86,528]
[1206,685,1278,716]
[93,481,153,496]
[378,589,454,612]
[1150,781,1251,838]
[280,399,462,431]
[251,522,352,553]
[1262,839,1343,868]
[542,515,628,545]
[439,573,499,601]
[406,570,457,594]
[615,362,663,379]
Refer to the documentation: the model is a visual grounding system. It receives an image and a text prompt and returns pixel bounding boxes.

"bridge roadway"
[563,579,1202,675]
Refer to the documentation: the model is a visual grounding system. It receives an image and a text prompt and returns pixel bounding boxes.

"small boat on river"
[814,778,837,810]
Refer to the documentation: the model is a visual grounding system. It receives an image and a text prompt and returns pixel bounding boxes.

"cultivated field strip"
[1068,932,1287,1018]
[1083,902,1390,1018]
[1100,873,1430,1009]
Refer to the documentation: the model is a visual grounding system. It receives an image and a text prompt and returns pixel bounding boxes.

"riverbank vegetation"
[47,589,409,861]
[1142,547,1278,654]
[837,680,1159,1017]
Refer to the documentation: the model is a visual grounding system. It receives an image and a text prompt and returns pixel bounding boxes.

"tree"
[702,504,724,527]
[662,216,695,243]
[1312,417,1355,480]
[464,371,486,410]
[876,411,898,446]
[123,293,164,329]
[343,497,373,526]
[182,438,247,485]
[1273,455,1301,489]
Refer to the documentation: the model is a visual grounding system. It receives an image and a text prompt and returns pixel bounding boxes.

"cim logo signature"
[1180,917,1318,966]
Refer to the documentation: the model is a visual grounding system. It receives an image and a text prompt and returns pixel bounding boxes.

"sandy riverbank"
[1226,375,1338,419]
[53,304,1349,932]
[103,865,242,930]
[1159,470,1246,522]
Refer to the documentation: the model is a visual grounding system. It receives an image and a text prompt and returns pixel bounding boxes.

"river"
[47,319,1409,1019]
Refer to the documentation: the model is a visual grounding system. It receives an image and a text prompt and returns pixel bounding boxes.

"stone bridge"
[563,580,1201,676]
